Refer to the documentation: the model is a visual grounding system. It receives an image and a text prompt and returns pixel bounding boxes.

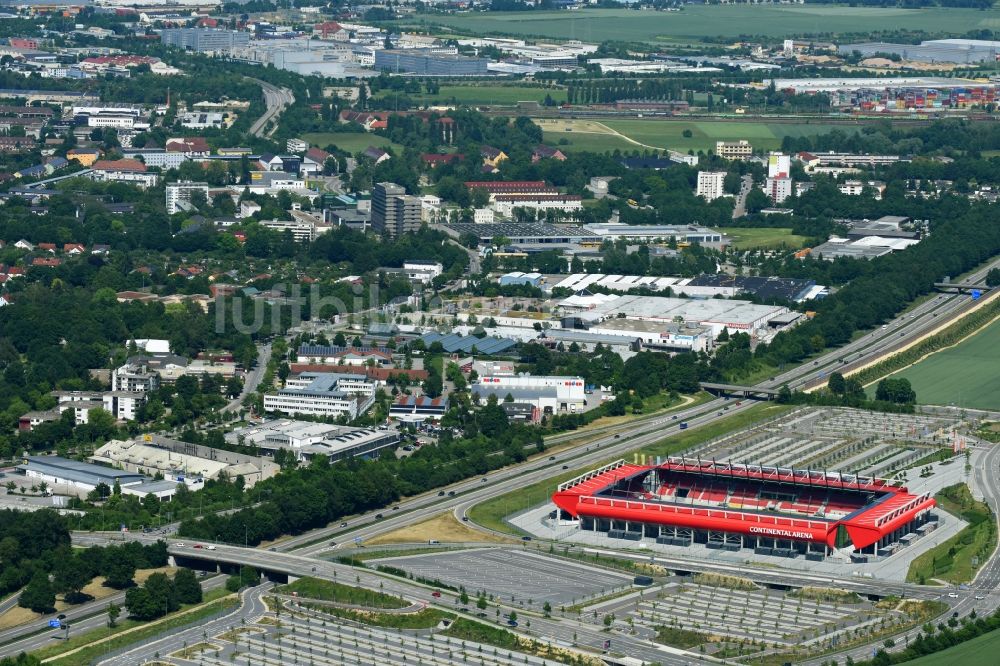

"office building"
[374,49,488,75]
[226,419,400,463]
[403,260,443,283]
[715,140,753,160]
[159,28,250,53]
[165,180,209,215]
[263,372,376,420]
[696,171,726,201]
[389,395,449,423]
[259,218,330,242]
[90,159,159,189]
[372,182,421,238]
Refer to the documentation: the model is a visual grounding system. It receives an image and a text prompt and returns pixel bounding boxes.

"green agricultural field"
[880,316,1000,410]
[407,84,566,106]
[399,6,1000,42]
[541,129,634,153]
[302,132,402,155]
[540,118,855,154]
[716,227,808,251]
[905,627,1000,666]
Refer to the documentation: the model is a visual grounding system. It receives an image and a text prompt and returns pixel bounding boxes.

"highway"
[0,574,226,658]
[3,259,995,663]
[248,79,294,139]
[269,256,1000,558]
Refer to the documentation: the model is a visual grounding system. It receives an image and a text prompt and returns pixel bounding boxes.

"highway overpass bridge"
[934,282,989,293]
[699,382,779,399]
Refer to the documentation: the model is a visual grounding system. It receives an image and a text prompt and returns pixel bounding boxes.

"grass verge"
[302,604,452,629]
[654,625,709,649]
[38,590,237,665]
[443,619,601,666]
[274,577,407,609]
[907,484,997,585]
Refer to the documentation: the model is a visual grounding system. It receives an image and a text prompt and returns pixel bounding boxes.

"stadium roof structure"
[418,332,517,355]
[553,458,935,551]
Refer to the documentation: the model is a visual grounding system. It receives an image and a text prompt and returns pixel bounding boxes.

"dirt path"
[535,119,665,151]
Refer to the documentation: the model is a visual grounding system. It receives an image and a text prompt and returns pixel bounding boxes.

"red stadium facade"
[552,459,937,558]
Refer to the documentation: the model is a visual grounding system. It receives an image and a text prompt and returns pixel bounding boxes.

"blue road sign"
[972,289,982,300]
[48,619,61,628]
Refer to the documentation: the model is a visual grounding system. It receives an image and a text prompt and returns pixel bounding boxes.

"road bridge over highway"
[700,382,779,398]
[934,282,989,293]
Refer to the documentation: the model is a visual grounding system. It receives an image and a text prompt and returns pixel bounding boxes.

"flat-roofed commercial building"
[227,419,400,463]
[17,455,145,494]
[160,28,250,53]
[582,223,726,246]
[264,372,376,420]
[374,49,488,75]
[472,374,585,412]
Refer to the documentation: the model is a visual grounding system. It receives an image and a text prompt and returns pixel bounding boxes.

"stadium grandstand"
[552,458,936,560]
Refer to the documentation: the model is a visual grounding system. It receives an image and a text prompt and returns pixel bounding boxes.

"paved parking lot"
[627,581,870,645]
[373,548,632,605]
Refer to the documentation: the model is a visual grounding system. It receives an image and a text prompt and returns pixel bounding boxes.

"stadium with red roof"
[553,458,936,558]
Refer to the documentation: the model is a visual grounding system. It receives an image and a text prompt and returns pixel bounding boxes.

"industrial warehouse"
[553,458,937,559]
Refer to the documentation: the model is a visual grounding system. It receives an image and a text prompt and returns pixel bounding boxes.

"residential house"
[14,240,34,251]
[0,137,36,153]
[362,146,390,165]
[339,110,389,132]
[257,154,301,173]
[481,145,507,168]
[15,164,46,179]
[421,153,462,168]
[532,145,567,162]
[66,148,101,166]
[31,257,61,267]
[301,147,331,176]
[63,243,85,255]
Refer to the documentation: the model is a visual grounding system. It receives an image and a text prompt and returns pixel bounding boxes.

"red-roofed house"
[302,147,331,176]
[37,242,56,252]
[63,243,85,255]
[165,137,210,156]
[421,153,463,168]
[339,110,389,132]
[314,21,349,40]
[92,159,159,188]
[32,257,61,267]
[532,145,567,162]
